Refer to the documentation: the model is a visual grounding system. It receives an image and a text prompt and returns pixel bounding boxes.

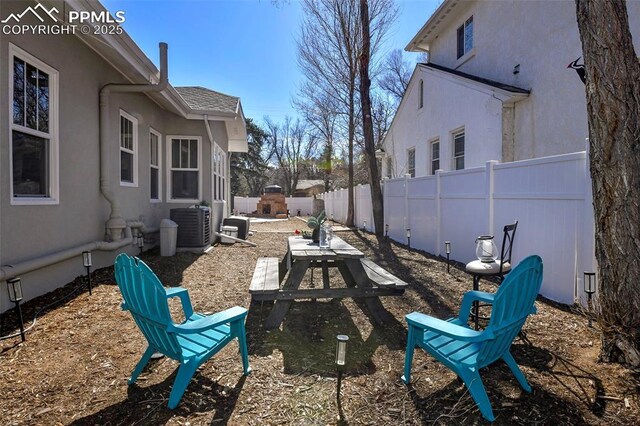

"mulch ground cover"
[1,217,639,425]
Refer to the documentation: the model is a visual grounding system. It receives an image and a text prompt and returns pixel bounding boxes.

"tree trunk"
[346,85,356,227]
[359,0,384,236]
[575,0,640,367]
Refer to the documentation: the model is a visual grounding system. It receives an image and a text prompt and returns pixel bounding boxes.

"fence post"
[404,174,410,233]
[485,160,498,236]
[436,169,442,255]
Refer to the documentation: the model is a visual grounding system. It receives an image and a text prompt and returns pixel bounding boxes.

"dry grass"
[1,218,639,425]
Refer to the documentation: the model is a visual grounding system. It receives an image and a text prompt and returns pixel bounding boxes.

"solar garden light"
[336,334,349,399]
[7,277,25,342]
[584,272,596,327]
[406,228,411,248]
[137,235,145,253]
[363,220,367,232]
[385,223,389,238]
[331,213,334,222]
[445,241,451,273]
[82,251,93,295]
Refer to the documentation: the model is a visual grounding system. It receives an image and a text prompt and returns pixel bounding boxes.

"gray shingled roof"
[175,86,239,114]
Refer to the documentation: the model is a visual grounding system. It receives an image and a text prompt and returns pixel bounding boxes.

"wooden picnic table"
[250,235,407,329]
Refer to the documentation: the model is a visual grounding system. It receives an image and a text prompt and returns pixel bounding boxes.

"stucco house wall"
[422,0,640,160]
[384,65,504,178]
[0,0,243,312]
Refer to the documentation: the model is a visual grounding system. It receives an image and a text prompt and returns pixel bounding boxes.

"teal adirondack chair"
[402,255,543,422]
[114,253,251,409]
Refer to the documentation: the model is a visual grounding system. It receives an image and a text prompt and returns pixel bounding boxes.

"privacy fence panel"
[317,149,596,306]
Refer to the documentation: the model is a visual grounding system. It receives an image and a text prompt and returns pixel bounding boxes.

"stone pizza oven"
[256,185,288,218]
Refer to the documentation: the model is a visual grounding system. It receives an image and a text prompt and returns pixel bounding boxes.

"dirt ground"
[1,218,639,425]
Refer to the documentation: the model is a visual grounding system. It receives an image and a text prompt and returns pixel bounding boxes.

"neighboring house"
[382,0,640,178]
[0,0,248,312]
[293,180,325,197]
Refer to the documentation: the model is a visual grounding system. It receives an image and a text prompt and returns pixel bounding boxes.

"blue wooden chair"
[114,253,251,409]
[402,255,543,422]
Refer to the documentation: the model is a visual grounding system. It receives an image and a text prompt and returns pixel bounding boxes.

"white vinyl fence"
[319,151,597,305]
[233,196,314,216]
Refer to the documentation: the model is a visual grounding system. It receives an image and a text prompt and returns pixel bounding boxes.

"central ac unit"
[170,207,211,248]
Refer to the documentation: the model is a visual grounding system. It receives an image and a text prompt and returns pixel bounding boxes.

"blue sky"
[102,0,440,123]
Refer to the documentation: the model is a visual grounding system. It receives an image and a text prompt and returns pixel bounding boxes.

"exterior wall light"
[7,277,25,341]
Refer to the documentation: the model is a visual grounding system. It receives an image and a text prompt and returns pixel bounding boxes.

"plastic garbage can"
[220,225,238,244]
[160,219,178,256]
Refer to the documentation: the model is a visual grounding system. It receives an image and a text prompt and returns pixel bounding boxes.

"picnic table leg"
[341,259,387,324]
[278,252,289,283]
[264,260,310,330]
[322,261,330,290]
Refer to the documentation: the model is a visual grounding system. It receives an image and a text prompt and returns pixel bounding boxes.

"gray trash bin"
[160,219,178,256]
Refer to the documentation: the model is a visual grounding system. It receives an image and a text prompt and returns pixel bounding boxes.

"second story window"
[120,110,138,186]
[431,140,440,175]
[457,16,474,59]
[407,147,416,178]
[453,131,465,170]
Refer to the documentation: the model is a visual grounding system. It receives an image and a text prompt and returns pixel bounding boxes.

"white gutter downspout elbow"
[99,42,169,241]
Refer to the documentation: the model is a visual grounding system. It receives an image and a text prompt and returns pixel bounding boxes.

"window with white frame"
[120,110,138,186]
[418,79,424,109]
[453,131,465,170]
[456,16,474,59]
[149,129,161,201]
[168,136,201,201]
[10,44,59,204]
[407,147,416,178]
[431,139,440,175]
[386,156,393,179]
[212,143,226,201]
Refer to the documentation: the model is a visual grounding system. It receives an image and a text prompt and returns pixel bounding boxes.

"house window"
[386,156,393,178]
[456,16,474,59]
[168,136,201,201]
[10,44,59,204]
[149,129,161,201]
[212,143,226,201]
[453,132,465,170]
[418,79,424,109]
[407,147,416,178]
[119,110,138,186]
[431,140,440,175]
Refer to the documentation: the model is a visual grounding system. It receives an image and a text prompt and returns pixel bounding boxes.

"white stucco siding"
[425,0,640,159]
[382,66,504,178]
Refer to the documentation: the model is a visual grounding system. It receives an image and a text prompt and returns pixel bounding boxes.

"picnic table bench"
[250,236,406,329]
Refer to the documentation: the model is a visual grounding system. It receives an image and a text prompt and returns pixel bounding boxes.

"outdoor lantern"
[7,277,23,303]
[7,278,25,342]
[336,334,349,367]
[584,272,596,327]
[475,235,498,263]
[406,228,411,248]
[385,223,389,238]
[445,241,451,273]
[82,251,93,295]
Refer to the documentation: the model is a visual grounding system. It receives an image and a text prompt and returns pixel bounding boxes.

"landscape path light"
[584,272,596,327]
[82,251,93,295]
[7,277,25,342]
[445,241,451,273]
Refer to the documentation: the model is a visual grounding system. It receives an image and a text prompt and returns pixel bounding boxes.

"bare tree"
[359,0,384,235]
[296,0,397,226]
[265,117,318,196]
[294,88,338,191]
[378,49,413,102]
[575,0,640,366]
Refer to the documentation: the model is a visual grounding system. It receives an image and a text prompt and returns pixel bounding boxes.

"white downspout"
[99,42,169,240]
